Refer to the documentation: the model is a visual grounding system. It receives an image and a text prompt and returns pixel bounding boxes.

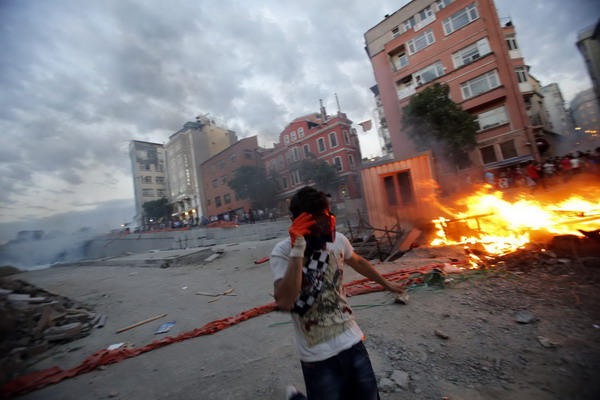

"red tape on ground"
[1,263,451,398]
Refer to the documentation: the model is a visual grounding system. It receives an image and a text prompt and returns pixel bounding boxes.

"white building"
[129,140,167,226]
[541,83,573,136]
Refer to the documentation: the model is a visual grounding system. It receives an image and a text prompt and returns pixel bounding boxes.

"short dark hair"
[289,186,329,219]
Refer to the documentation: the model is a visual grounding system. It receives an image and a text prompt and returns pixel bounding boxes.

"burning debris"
[0,279,100,386]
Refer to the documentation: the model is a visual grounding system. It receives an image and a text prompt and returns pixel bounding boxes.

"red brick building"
[201,136,260,220]
[260,109,363,212]
[365,0,541,193]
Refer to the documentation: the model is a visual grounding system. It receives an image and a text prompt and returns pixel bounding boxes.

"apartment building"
[576,20,600,103]
[541,83,574,136]
[129,140,167,226]
[200,136,260,220]
[365,0,540,192]
[165,116,237,223]
[260,108,362,212]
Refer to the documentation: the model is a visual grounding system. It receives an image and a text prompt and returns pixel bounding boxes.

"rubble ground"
[3,238,600,400]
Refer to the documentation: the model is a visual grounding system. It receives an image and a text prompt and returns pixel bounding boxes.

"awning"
[483,154,534,170]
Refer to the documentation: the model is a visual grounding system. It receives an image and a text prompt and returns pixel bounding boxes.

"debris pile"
[0,279,102,386]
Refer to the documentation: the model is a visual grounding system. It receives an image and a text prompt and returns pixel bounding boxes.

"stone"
[44,322,83,341]
[390,370,410,389]
[378,377,395,393]
[515,311,536,324]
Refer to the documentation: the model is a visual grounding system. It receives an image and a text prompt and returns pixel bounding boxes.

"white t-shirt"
[270,232,363,362]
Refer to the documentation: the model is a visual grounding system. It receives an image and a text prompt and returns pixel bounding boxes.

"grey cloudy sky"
[0,0,598,238]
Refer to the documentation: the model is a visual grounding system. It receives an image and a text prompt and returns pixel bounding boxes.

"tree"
[142,198,172,223]
[402,83,478,167]
[228,166,278,209]
[298,160,339,193]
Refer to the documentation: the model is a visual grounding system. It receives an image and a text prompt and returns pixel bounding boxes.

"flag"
[359,120,372,132]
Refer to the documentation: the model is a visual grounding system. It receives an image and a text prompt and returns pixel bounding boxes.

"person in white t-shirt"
[270,186,406,400]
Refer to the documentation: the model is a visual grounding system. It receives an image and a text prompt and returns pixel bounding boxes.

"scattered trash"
[204,253,221,262]
[208,298,222,303]
[394,293,410,305]
[108,391,119,398]
[434,330,450,340]
[155,321,176,334]
[94,315,108,329]
[181,286,188,290]
[107,343,124,351]
[537,336,557,349]
[196,288,235,297]
[115,313,167,334]
[594,324,600,329]
[254,257,270,264]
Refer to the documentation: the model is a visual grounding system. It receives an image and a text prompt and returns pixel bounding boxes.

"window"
[329,132,338,148]
[142,189,154,197]
[298,127,305,138]
[139,163,150,171]
[506,35,518,50]
[224,193,231,204]
[286,149,293,162]
[291,131,297,141]
[407,29,435,54]
[156,176,165,184]
[348,154,355,169]
[393,53,409,70]
[212,179,218,188]
[500,140,518,159]
[480,145,497,164]
[229,154,237,163]
[383,171,415,206]
[317,137,326,152]
[207,199,211,206]
[414,61,444,85]
[215,196,222,207]
[392,27,400,38]
[211,165,216,172]
[290,170,301,186]
[443,3,478,35]
[284,135,290,145]
[452,37,490,68]
[436,0,453,10]
[156,163,164,172]
[460,70,500,100]
[333,157,343,172]
[157,189,166,197]
[292,147,301,161]
[515,66,528,83]
[244,149,253,159]
[402,17,415,32]
[282,177,288,189]
[303,144,310,158]
[277,155,284,169]
[142,176,152,184]
[418,6,433,21]
[343,130,350,145]
[476,105,509,130]
[218,160,225,169]
[221,175,228,184]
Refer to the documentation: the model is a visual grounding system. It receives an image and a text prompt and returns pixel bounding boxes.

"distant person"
[270,186,405,400]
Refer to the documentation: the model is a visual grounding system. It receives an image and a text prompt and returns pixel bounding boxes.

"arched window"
[298,127,305,138]
[291,131,297,141]
[284,135,290,145]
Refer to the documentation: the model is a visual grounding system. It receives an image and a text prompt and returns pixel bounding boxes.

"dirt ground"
[5,237,600,400]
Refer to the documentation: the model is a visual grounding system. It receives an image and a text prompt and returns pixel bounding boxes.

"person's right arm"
[273,213,315,311]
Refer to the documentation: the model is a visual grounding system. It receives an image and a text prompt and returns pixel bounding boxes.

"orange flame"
[430,184,600,259]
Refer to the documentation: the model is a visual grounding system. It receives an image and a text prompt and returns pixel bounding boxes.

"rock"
[378,377,395,393]
[515,311,536,324]
[537,336,557,349]
[434,330,450,340]
[108,391,119,398]
[390,370,410,389]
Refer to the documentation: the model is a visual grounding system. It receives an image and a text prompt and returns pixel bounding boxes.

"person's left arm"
[345,252,405,294]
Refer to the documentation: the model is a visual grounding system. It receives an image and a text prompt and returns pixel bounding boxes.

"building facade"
[570,88,600,151]
[364,0,541,193]
[260,109,363,212]
[165,116,237,223]
[129,140,167,226]
[201,136,260,220]
[541,83,574,136]
[576,21,600,103]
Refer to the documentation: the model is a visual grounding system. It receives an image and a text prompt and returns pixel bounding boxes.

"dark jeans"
[292,341,380,400]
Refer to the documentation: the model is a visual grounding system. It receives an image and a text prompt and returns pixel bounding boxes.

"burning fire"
[430,185,600,262]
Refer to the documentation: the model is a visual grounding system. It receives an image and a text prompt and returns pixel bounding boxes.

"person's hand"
[382,280,405,294]
[288,212,316,257]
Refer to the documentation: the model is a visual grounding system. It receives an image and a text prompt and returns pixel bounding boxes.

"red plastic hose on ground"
[1,263,449,398]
